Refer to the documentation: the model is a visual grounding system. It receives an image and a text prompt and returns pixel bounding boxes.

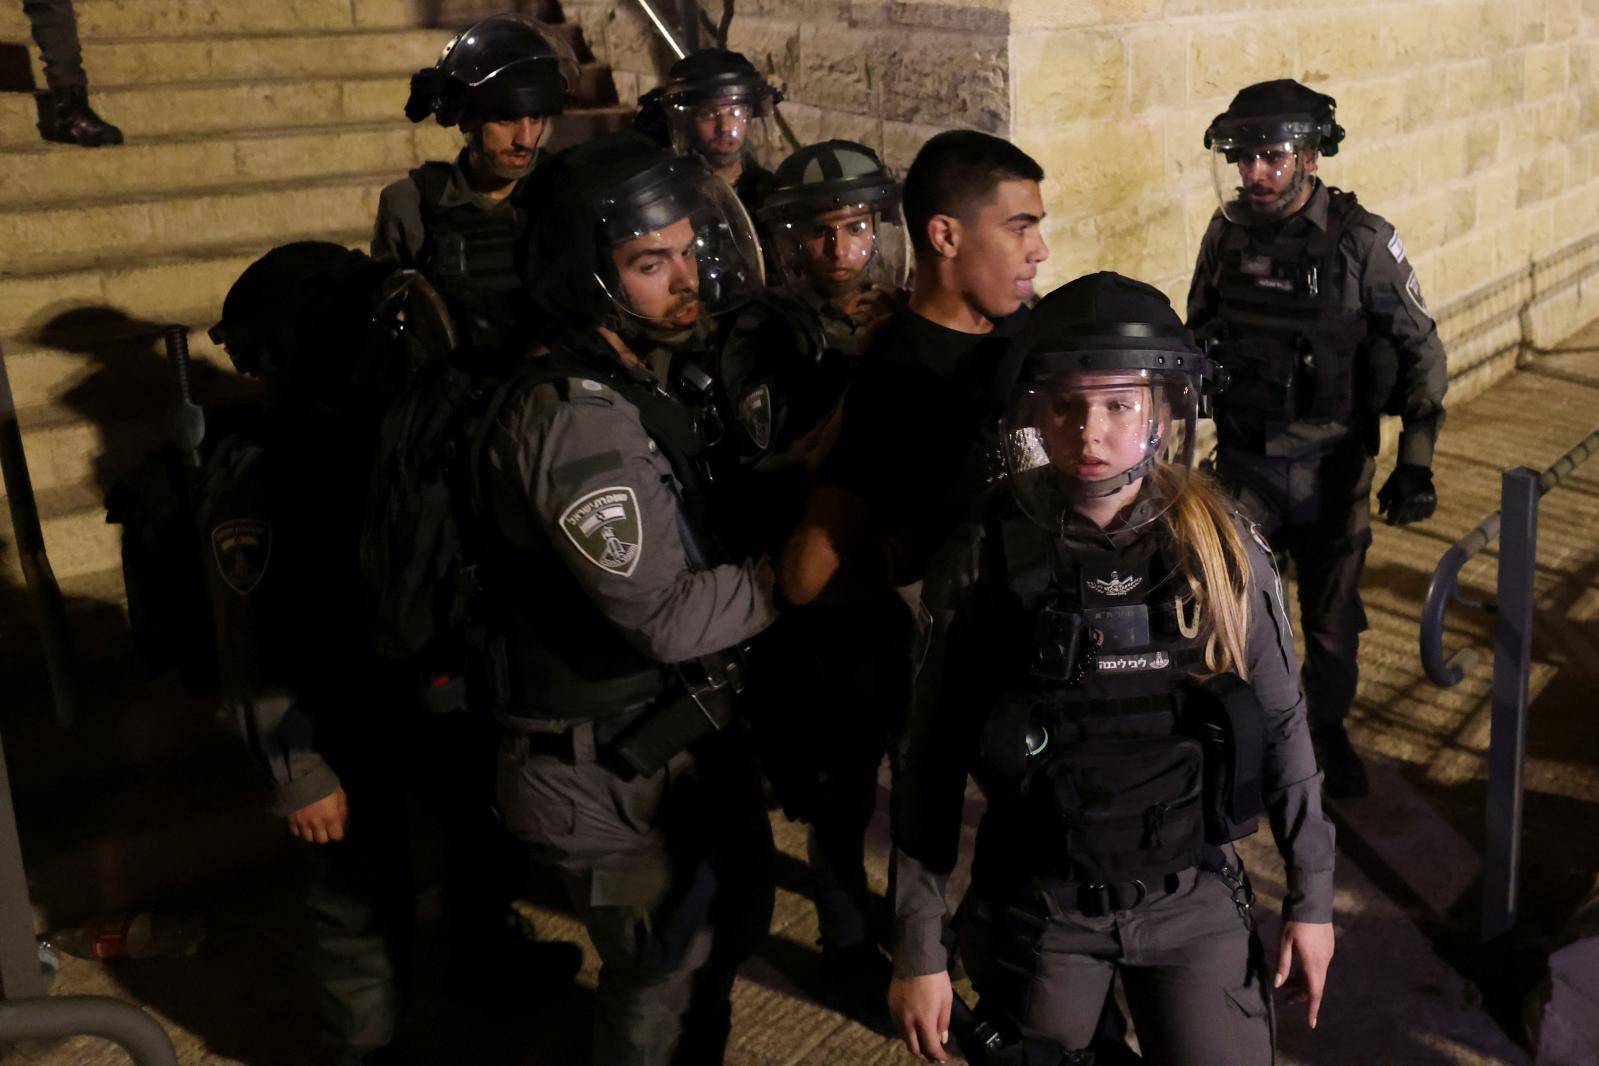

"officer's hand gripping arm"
[514,389,779,664]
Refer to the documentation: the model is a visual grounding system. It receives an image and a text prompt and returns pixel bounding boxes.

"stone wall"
[561,0,1599,399]
[1016,0,1599,401]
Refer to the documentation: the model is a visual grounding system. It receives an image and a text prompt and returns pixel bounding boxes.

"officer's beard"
[1241,166,1312,224]
[616,296,706,348]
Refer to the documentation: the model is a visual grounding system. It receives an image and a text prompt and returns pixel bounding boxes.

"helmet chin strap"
[1063,452,1156,499]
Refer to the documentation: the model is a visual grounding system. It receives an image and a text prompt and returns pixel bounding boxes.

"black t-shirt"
[818,302,1025,583]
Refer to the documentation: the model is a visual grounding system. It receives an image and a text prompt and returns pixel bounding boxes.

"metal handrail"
[0,343,78,728]
[1420,424,1599,688]
[0,997,177,1066]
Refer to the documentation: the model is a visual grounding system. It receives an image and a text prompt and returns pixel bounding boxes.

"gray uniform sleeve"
[494,379,778,662]
[220,689,342,816]
[1185,211,1228,336]
[890,522,986,978]
[1238,516,1337,923]
[1357,215,1448,467]
[371,177,425,268]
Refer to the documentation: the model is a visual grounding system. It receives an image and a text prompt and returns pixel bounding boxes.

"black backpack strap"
[408,160,457,265]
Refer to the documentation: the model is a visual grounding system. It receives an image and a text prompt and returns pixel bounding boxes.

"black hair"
[902,130,1044,255]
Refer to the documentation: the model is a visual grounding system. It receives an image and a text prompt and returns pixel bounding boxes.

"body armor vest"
[1204,188,1370,449]
[488,349,724,727]
[969,508,1263,895]
[411,161,529,354]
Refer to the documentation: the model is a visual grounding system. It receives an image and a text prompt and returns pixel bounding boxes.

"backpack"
[358,351,555,710]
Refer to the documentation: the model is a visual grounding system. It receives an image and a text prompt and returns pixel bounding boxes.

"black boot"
[41,86,123,147]
[1314,723,1370,799]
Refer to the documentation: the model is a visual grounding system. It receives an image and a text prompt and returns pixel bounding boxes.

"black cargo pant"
[759,595,913,950]
[309,710,532,1056]
[961,852,1273,1064]
[22,0,86,88]
[1217,440,1375,735]
[497,721,775,1065]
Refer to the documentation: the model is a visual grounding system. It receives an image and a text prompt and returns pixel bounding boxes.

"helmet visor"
[765,199,909,304]
[595,160,765,331]
[1209,131,1318,224]
[1003,368,1198,539]
[665,88,779,170]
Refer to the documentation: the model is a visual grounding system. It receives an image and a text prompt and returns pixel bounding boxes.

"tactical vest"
[1204,188,1371,449]
[968,509,1264,894]
[485,350,725,729]
[410,161,528,354]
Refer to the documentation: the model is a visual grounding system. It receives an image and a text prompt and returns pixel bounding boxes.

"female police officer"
[886,272,1335,1064]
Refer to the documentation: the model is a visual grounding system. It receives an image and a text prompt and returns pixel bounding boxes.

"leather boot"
[41,85,123,147]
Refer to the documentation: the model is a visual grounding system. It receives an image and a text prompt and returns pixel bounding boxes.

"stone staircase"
[0,0,630,929]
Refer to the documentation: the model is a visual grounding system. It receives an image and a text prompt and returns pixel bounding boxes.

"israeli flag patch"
[1387,231,1406,264]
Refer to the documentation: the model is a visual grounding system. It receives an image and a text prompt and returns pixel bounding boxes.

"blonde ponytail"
[1154,466,1253,680]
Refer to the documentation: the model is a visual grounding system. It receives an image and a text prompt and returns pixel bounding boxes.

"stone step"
[18,31,613,101]
[1,482,122,586]
[1,170,393,272]
[0,0,428,43]
[0,117,458,206]
[2,310,232,411]
[23,26,445,89]
[0,71,417,147]
[0,227,365,343]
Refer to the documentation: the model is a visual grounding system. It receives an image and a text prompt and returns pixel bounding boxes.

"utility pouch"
[1046,735,1205,883]
[609,651,745,777]
[1182,673,1267,843]
[1030,605,1091,685]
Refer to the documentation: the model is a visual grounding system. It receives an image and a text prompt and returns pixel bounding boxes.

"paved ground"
[14,331,1599,1064]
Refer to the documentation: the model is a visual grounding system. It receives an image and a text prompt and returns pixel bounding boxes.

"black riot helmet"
[660,48,782,167]
[759,140,909,300]
[1204,79,1343,224]
[522,131,764,341]
[211,242,451,403]
[405,14,570,126]
[1002,273,1216,542]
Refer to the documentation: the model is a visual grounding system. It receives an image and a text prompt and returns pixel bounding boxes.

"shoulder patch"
[567,377,616,405]
[559,486,643,577]
[212,518,272,595]
[1387,230,1406,264]
[738,383,773,452]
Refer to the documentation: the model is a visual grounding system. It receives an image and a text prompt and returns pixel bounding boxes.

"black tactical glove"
[1377,463,1437,525]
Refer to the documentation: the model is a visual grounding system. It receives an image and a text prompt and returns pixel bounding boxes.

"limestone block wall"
[1012,0,1599,401]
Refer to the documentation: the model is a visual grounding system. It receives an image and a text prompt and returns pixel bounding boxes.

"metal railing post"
[0,732,43,1001]
[1482,466,1540,940]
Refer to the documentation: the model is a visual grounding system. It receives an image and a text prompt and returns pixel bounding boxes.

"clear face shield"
[1209,129,1318,225]
[664,86,780,172]
[765,199,909,306]
[593,159,765,338]
[1003,367,1200,540]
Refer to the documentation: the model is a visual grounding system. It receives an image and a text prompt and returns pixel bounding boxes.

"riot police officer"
[200,244,437,1066]
[374,13,569,351]
[759,139,909,356]
[888,273,1336,1065]
[1189,79,1448,798]
[659,48,782,215]
[488,131,778,1065]
[203,244,581,1065]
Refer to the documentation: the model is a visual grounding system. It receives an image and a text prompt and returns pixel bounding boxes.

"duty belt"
[1042,872,1185,918]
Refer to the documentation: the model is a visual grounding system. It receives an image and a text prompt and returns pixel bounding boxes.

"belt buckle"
[1083,879,1148,916]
